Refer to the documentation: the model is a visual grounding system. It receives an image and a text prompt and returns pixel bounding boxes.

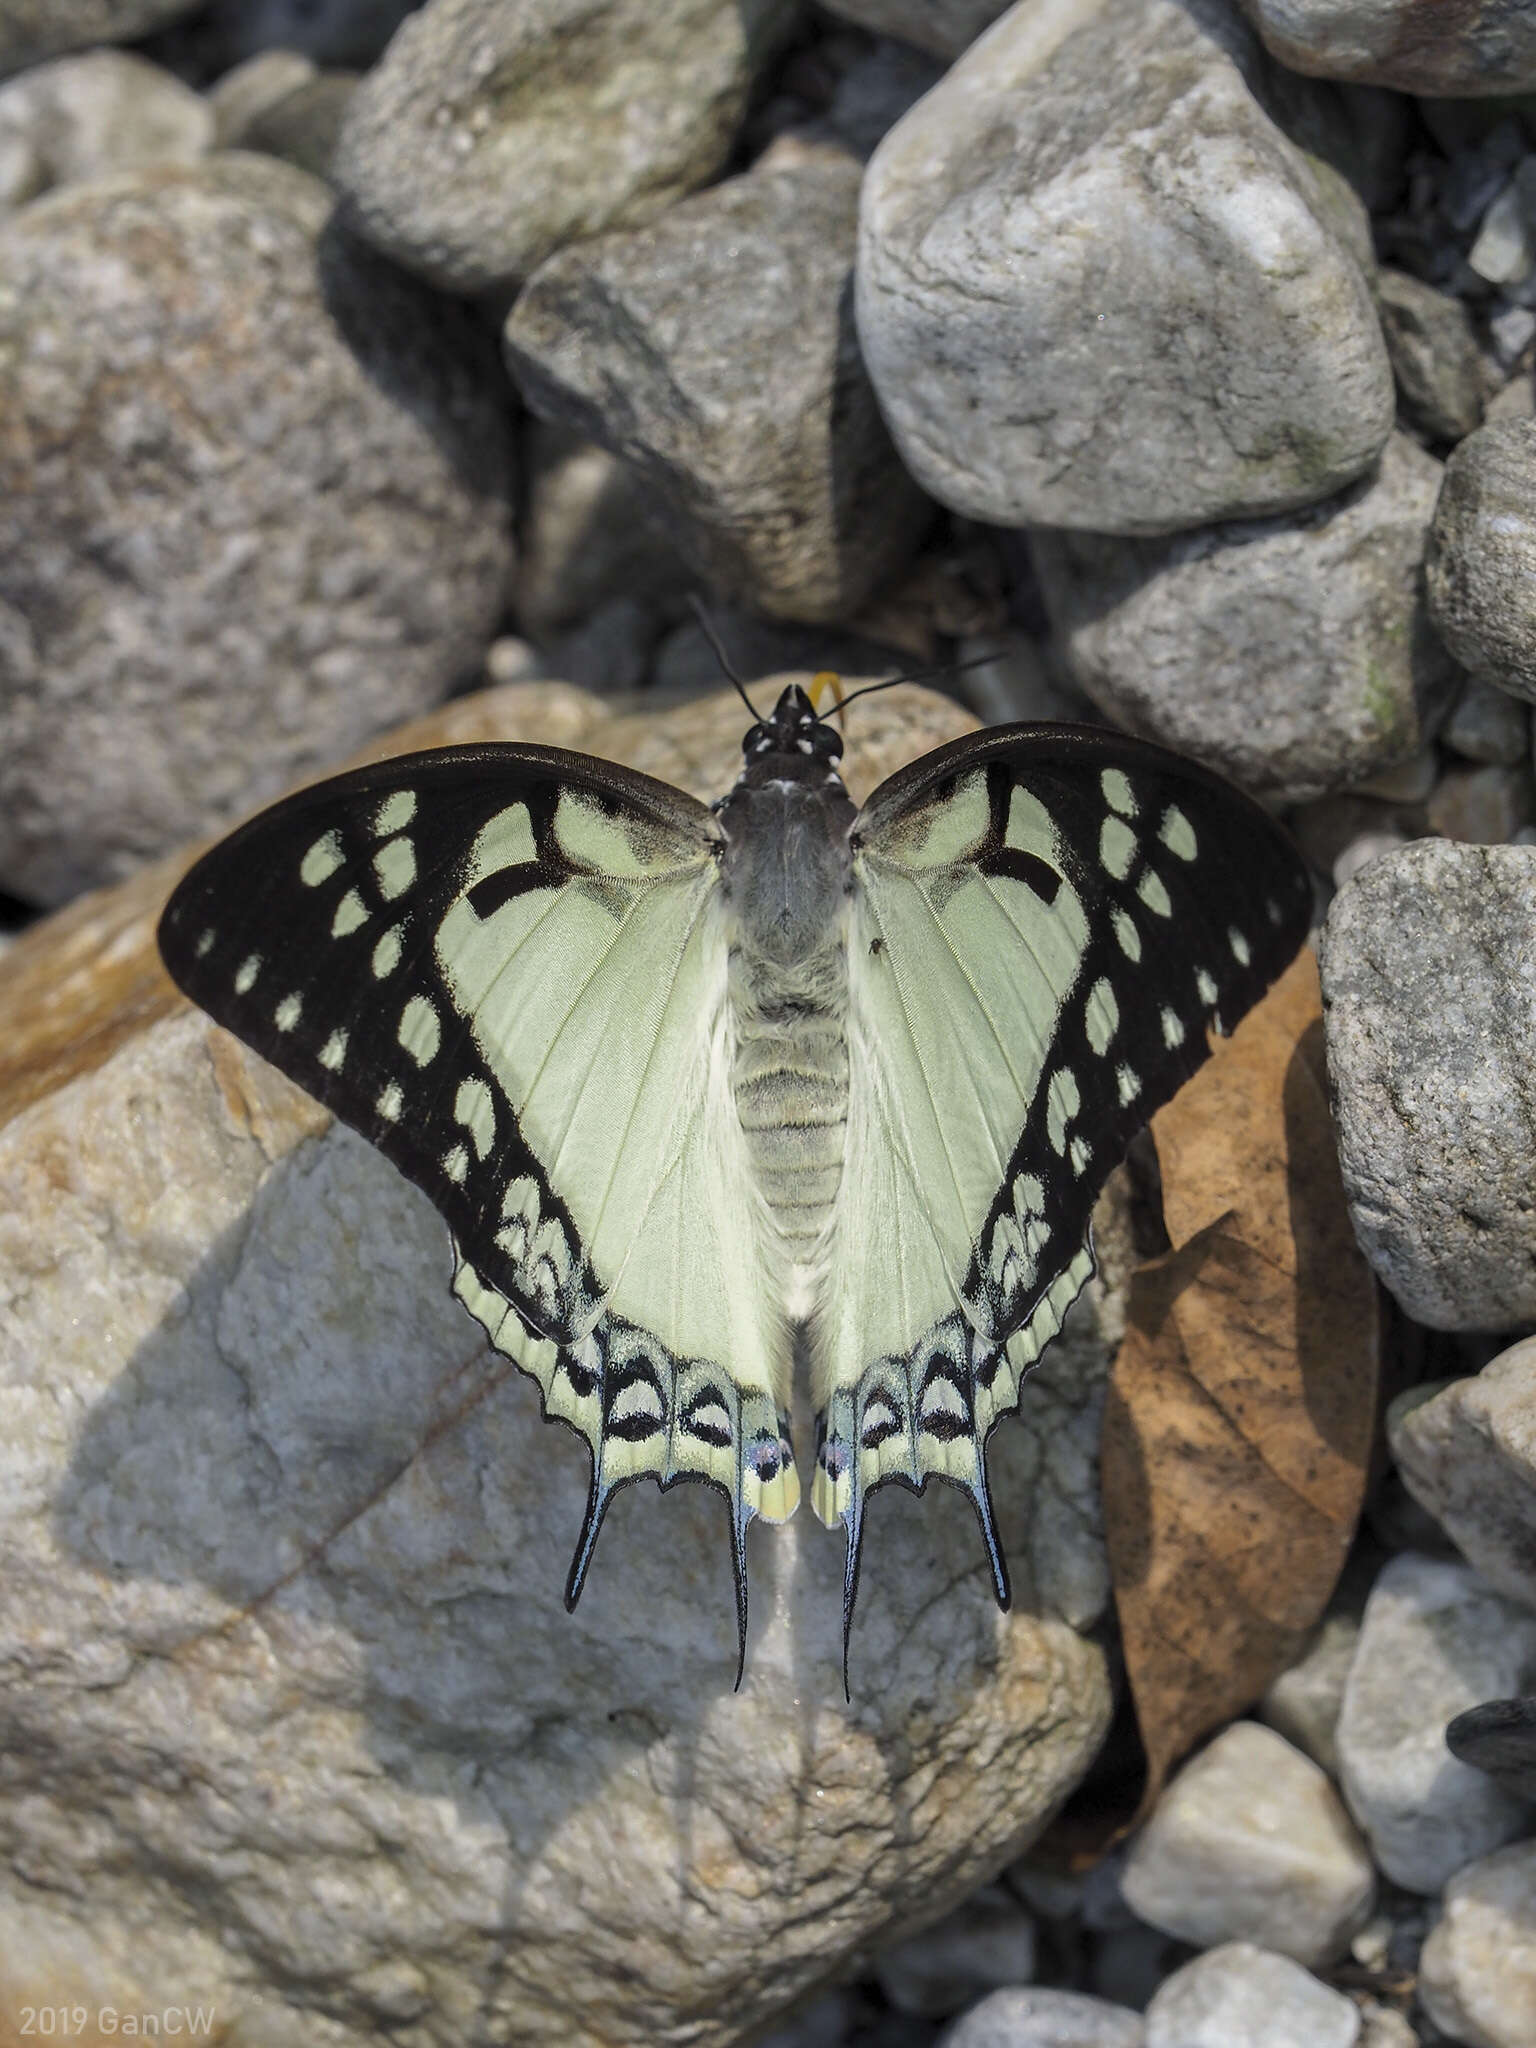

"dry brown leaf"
[1101,947,1380,1819]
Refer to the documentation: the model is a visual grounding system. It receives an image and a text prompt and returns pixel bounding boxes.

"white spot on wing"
[301,831,344,887]
[1101,768,1136,817]
[319,1029,348,1071]
[194,928,215,958]
[274,992,302,1031]
[1117,1064,1140,1106]
[1138,868,1172,918]
[443,1143,469,1184]
[1046,1067,1080,1153]
[234,953,261,994]
[1087,977,1119,1053]
[1100,815,1137,880]
[610,1381,664,1429]
[1161,1007,1185,1049]
[1160,805,1197,861]
[373,835,416,902]
[372,926,403,978]
[377,1082,404,1122]
[1229,926,1252,966]
[398,993,440,1066]
[1196,967,1218,1005]
[375,790,416,836]
[332,889,368,938]
[455,1077,496,1159]
[1113,909,1141,961]
[1070,1134,1092,1175]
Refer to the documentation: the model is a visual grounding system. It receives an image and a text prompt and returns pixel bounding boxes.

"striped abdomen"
[732,995,848,1262]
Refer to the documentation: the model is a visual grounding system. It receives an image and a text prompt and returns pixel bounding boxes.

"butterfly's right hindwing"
[158,745,796,1650]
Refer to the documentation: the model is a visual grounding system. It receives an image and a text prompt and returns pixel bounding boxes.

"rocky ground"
[1,2,1535,2046]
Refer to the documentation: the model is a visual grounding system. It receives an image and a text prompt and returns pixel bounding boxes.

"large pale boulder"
[0,683,1117,2048]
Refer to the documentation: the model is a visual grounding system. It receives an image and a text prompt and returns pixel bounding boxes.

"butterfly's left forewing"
[815,726,1311,1639]
[159,745,796,1659]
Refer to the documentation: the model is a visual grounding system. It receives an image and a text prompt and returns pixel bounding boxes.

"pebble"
[1418,1840,1536,2048]
[238,72,359,183]
[1336,1554,1536,1893]
[1373,266,1488,441]
[1389,1336,1536,1611]
[1142,1942,1360,2048]
[1425,759,1536,841]
[0,156,513,904]
[1447,1696,1536,1804]
[1261,1610,1362,1776]
[873,1886,1038,2019]
[206,49,318,148]
[0,0,200,80]
[1318,840,1536,1329]
[1033,434,1457,801]
[0,49,211,213]
[1468,161,1536,286]
[506,155,929,623]
[196,0,416,68]
[1442,674,1530,765]
[333,0,797,294]
[1426,418,1536,703]
[939,1986,1144,2047]
[1236,0,1536,94]
[1121,1722,1375,1967]
[856,0,1391,534]
[512,422,688,641]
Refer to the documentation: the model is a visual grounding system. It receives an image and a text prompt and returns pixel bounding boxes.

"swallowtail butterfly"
[158,681,1310,1685]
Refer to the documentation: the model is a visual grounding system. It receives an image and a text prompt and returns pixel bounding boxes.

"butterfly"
[157,672,1311,1688]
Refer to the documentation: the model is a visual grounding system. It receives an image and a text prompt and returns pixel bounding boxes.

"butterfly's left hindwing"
[815,726,1311,1629]
[158,745,797,1660]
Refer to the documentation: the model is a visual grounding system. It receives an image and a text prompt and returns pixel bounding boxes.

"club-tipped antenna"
[688,594,764,724]
[834,645,1005,715]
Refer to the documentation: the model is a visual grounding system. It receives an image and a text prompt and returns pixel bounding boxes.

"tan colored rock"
[0,682,1117,2047]
[1419,1840,1536,2048]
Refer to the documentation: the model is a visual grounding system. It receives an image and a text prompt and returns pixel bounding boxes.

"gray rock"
[1235,0,1536,94]
[1418,1840,1536,2048]
[0,50,212,214]
[1318,840,1536,1329]
[1425,759,1536,842]
[874,1885,1037,2018]
[1121,1722,1375,1967]
[941,1986,1144,2048]
[333,0,796,295]
[1351,744,1440,802]
[1031,433,1456,801]
[1390,1337,1536,1613]
[0,682,1119,2042]
[1261,1610,1362,1776]
[1427,419,1536,703]
[1373,266,1489,442]
[1336,1554,1536,1893]
[207,49,319,148]
[817,0,1009,58]
[1469,160,1536,288]
[1443,675,1530,765]
[856,0,1392,536]
[239,72,360,183]
[0,158,513,905]
[512,421,688,639]
[1143,1942,1360,2048]
[0,0,201,79]
[506,156,930,623]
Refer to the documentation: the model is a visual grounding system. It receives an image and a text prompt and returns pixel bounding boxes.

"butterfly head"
[739,684,845,778]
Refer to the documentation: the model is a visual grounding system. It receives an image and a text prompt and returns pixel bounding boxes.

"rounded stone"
[1318,840,1536,1329]
[1121,1722,1375,1967]
[1236,0,1536,95]
[0,157,513,905]
[1143,1942,1360,2048]
[1427,419,1536,704]
[0,0,202,80]
[1418,1840,1536,2048]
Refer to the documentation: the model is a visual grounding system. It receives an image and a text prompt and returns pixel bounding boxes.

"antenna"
[688,595,763,724]
[835,645,1005,714]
